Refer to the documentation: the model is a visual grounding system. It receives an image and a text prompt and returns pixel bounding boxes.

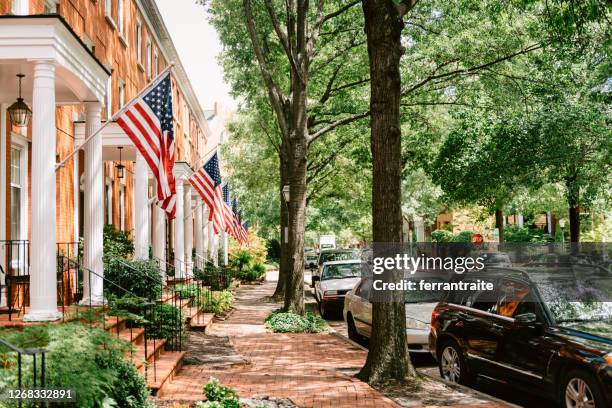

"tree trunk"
[283,142,307,314]
[495,208,504,243]
[566,176,580,243]
[358,0,416,384]
[273,144,290,300]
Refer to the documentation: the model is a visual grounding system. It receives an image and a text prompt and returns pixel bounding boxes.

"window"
[118,79,125,109]
[136,20,142,63]
[10,148,21,240]
[355,279,372,301]
[154,50,159,76]
[105,179,113,225]
[106,76,113,120]
[105,0,112,18]
[183,104,190,138]
[146,41,152,79]
[117,0,124,33]
[497,279,536,318]
[119,185,125,231]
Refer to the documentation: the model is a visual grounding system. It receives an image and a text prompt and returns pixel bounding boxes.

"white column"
[223,232,229,266]
[414,218,425,242]
[80,101,104,305]
[152,200,166,274]
[194,197,203,269]
[212,231,219,266]
[202,206,209,261]
[24,61,60,321]
[184,185,193,276]
[518,214,524,228]
[0,103,7,302]
[174,181,185,278]
[12,0,29,15]
[134,152,149,259]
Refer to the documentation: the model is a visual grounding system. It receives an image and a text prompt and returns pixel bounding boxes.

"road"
[300,274,556,408]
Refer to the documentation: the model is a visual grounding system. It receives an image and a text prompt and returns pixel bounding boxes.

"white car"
[313,260,362,318]
[343,277,444,353]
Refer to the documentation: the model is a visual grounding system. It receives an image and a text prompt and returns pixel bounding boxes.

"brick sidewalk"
[159,280,510,408]
[160,281,398,407]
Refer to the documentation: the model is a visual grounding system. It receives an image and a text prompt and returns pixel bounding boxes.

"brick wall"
[1,0,210,245]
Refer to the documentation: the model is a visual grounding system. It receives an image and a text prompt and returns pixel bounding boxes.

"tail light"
[430,309,440,330]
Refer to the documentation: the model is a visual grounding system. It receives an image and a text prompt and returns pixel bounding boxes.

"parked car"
[312,249,360,286]
[319,235,336,250]
[314,260,362,318]
[305,253,318,270]
[343,276,446,353]
[479,251,512,268]
[429,266,612,408]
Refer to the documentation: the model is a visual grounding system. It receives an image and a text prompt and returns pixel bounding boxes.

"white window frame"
[106,177,113,225]
[105,0,112,18]
[117,0,124,34]
[118,79,125,109]
[9,134,29,242]
[119,184,126,231]
[146,41,152,79]
[154,49,159,77]
[106,76,113,120]
[136,19,142,63]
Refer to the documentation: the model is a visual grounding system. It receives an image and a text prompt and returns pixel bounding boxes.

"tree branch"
[401,44,543,97]
[309,0,361,57]
[243,0,288,136]
[263,0,303,84]
[308,111,370,144]
[396,0,419,17]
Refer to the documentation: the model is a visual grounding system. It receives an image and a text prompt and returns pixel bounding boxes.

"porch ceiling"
[74,121,138,162]
[0,16,109,104]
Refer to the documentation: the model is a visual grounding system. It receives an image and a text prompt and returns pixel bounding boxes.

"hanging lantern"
[8,74,32,128]
[116,146,125,179]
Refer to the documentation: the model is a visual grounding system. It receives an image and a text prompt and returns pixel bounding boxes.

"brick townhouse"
[0,0,220,321]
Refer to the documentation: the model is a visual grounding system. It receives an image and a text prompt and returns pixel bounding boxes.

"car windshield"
[319,251,357,264]
[530,271,612,324]
[322,263,361,280]
[405,278,446,303]
[307,255,318,262]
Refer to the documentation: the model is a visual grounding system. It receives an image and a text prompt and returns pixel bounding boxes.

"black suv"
[429,266,612,408]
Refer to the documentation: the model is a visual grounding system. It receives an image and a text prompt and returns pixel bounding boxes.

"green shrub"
[196,378,240,408]
[104,224,134,259]
[0,324,152,408]
[504,225,554,243]
[198,262,233,291]
[431,229,454,243]
[265,311,327,333]
[145,303,186,344]
[175,283,200,299]
[200,290,234,315]
[230,249,252,272]
[451,230,474,242]
[104,258,163,300]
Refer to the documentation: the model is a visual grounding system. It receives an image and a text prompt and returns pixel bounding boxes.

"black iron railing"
[0,339,47,408]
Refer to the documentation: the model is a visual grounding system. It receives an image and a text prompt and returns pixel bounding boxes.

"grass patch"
[264,310,327,333]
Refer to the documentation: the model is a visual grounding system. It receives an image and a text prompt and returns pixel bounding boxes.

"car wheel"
[347,314,362,342]
[438,340,472,385]
[563,369,605,408]
[319,300,329,319]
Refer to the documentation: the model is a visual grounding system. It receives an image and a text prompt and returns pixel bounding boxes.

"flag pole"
[55,63,175,171]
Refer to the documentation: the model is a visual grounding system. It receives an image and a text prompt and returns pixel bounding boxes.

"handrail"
[0,339,46,355]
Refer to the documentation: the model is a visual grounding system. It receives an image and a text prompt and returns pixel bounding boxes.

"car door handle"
[491,323,504,331]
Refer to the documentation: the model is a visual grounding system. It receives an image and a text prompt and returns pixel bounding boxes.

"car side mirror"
[515,312,537,326]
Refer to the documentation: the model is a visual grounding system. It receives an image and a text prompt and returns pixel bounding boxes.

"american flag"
[240,221,250,244]
[117,72,176,218]
[231,198,241,239]
[189,152,224,234]
[222,183,236,237]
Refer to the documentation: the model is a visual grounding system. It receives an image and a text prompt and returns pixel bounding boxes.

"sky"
[156,0,236,111]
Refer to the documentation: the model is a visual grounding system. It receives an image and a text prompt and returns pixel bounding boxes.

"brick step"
[184,306,201,322]
[146,351,186,396]
[132,339,167,371]
[117,327,145,345]
[102,316,127,333]
[189,312,214,332]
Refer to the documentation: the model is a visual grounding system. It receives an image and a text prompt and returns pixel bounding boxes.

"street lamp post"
[559,218,566,244]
